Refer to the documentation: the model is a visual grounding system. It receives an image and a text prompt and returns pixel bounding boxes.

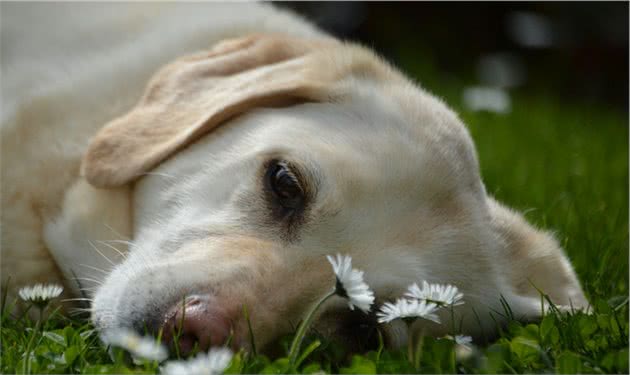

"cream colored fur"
[1,2,587,349]
[1,1,321,310]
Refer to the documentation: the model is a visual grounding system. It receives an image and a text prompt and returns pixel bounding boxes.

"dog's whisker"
[79,263,110,274]
[62,297,93,303]
[73,277,104,285]
[106,239,142,258]
[87,240,117,266]
[103,223,131,241]
[69,306,93,311]
[95,240,128,260]
[107,239,134,247]
[68,308,93,316]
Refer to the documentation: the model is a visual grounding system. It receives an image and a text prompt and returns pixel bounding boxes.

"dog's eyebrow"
[285,160,314,198]
[288,158,322,198]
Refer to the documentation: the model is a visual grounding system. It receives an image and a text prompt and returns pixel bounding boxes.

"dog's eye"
[266,161,304,212]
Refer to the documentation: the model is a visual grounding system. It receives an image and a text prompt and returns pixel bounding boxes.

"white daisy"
[405,281,464,306]
[376,298,441,324]
[101,328,168,362]
[161,347,233,375]
[326,254,375,313]
[443,334,475,361]
[18,283,63,308]
[453,334,473,346]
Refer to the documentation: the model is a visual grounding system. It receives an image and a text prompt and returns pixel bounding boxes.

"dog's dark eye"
[266,161,304,212]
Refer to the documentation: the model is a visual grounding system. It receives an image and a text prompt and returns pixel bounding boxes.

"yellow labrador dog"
[1,2,587,352]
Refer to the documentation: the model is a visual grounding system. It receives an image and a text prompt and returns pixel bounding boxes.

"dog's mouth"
[136,292,382,358]
[242,308,383,360]
[312,308,382,353]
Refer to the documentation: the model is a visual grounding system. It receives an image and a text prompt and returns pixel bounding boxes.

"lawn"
[1,54,628,374]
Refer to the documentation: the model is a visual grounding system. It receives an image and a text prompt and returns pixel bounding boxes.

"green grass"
[1,62,628,374]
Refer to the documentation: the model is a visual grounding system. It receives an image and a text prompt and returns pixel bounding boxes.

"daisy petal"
[455,334,473,346]
[162,347,233,375]
[406,281,464,306]
[327,254,375,313]
[18,283,64,308]
[376,298,441,324]
[101,328,167,362]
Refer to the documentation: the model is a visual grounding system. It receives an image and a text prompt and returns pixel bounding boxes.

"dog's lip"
[307,307,382,350]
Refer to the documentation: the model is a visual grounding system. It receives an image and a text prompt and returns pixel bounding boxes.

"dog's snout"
[160,295,234,356]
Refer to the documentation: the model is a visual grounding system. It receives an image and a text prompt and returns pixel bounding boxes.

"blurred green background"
[279,2,628,112]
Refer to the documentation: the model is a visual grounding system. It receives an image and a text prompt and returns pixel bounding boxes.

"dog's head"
[84,34,587,353]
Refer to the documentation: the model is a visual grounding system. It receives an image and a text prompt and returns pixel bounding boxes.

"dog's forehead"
[138,80,483,222]
[250,85,480,190]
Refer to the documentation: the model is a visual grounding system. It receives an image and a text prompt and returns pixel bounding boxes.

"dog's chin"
[142,296,382,358]
[319,311,381,349]
[98,280,386,358]
[262,309,384,360]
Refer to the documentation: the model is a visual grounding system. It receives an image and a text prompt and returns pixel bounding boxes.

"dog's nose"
[160,295,233,356]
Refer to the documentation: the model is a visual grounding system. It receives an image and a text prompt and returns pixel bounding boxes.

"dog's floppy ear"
[81,34,341,188]
[488,197,590,314]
